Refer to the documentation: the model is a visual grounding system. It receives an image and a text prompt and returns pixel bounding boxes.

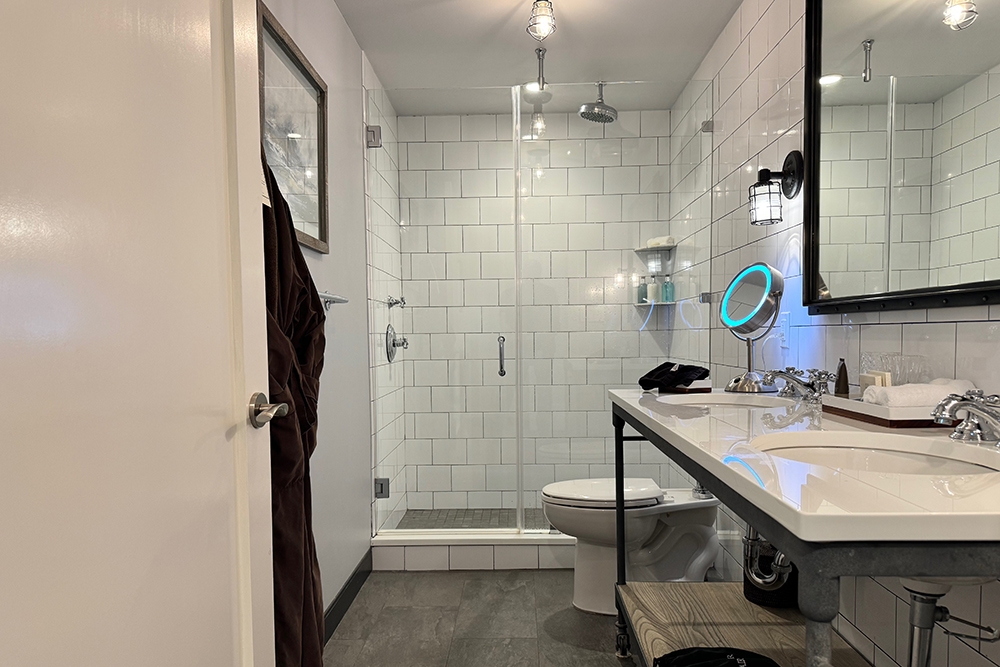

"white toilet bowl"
[541,478,720,615]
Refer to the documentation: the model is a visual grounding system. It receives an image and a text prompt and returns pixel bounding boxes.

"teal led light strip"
[721,264,771,329]
[722,455,766,488]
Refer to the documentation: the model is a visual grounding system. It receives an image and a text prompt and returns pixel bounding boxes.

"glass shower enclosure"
[371,77,714,536]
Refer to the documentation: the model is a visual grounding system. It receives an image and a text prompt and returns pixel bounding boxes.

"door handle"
[498,335,506,377]
[249,392,289,429]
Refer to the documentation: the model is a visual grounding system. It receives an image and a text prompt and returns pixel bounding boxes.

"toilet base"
[572,542,619,615]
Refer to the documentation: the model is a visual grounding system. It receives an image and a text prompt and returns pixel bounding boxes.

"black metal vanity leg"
[798,572,840,667]
[613,411,630,659]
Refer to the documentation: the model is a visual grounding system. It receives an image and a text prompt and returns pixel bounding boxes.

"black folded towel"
[639,362,710,392]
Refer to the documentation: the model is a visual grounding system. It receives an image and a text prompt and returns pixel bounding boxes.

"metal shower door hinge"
[374,478,390,499]
[701,120,715,133]
[366,125,382,148]
[700,291,715,304]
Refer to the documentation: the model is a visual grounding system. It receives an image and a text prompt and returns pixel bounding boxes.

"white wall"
[263,0,372,607]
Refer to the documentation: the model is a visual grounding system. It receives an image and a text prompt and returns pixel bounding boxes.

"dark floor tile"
[322,639,364,667]
[331,577,387,641]
[536,604,618,655]
[378,571,467,608]
[446,638,539,667]
[354,607,457,667]
[454,571,537,638]
[538,634,623,667]
[533,569,575,606]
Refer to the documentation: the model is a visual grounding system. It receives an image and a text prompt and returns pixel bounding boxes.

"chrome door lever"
[249,392,289,429]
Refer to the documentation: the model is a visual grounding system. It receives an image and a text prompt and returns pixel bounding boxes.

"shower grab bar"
[498,336,506,377]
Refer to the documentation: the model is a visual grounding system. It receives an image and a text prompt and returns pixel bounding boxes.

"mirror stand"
[725,310,780,394]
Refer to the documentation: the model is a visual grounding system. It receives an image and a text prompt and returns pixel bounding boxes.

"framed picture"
[258,2,329,254]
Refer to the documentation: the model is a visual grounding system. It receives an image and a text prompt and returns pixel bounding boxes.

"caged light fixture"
[944,0,978,30]
[527,0,557,41]
[748,151,804,226]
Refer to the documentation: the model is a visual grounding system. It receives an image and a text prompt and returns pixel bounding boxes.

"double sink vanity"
[610,389,1000,667]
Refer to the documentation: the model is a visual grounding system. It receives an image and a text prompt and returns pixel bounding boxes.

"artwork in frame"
[259,2,329,254]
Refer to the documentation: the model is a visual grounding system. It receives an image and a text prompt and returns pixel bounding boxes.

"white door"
[0,1,275,666]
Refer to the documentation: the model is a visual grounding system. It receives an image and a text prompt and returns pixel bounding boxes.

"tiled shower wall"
[363,56,406,532]
[818,102,935,295]
[928,70,1000,287]
[394,94,723,512]
[687,1,1000,666]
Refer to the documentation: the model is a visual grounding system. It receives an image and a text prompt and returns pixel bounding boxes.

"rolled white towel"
[645,235,675,248]
[862,378,976,407]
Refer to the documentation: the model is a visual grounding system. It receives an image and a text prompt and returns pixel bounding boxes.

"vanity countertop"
[610,388,1000,543]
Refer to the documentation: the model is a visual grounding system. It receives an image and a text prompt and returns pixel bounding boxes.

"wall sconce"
[527,0,556,41]
[748,150,804,226]
[944,0,978,30]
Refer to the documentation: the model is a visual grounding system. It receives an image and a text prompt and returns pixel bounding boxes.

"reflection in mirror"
[721,263,784,394]
[813,0,1000,302]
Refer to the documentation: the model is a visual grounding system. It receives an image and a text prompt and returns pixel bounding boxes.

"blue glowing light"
[721,264,771,329]
[722,455,767,488]
[639,298,656,331]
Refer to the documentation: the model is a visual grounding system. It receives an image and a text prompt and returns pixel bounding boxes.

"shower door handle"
[498,336,506,377]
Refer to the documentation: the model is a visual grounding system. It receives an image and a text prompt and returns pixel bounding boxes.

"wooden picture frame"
[258,1,329,254]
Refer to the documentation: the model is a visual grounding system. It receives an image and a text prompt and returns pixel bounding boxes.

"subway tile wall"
[928,70,1000,287]
[394,90,722,512]
[363,56,407,532]
[696,1,1000,666]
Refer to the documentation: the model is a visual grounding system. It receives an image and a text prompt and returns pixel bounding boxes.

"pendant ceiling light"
[943,0,978,30]
[527,0,556,41]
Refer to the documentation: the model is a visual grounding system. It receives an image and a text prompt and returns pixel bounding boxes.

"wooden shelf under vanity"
[616,582,869,667]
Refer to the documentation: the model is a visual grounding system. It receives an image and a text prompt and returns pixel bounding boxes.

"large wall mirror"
[804,0,1000,313]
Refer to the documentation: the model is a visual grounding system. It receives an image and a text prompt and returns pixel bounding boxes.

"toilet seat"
[541,478,669,509]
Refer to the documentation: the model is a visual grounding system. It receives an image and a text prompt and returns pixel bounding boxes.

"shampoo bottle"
[661,275,675,303]
[637,276,648,304]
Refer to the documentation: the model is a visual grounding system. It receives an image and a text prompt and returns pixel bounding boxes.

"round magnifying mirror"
[721,262,784,393]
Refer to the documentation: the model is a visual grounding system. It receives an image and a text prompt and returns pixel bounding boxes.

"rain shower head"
[579,82,617,124]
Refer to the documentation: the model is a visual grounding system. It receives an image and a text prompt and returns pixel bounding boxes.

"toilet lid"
[541,478,665,509]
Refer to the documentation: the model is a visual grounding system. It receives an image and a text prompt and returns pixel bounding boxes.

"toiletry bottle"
[662,275,674,303]
[835,358,850,397]
[637,276,648,304]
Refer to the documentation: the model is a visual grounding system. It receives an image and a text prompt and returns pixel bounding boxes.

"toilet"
[541,478,720,615]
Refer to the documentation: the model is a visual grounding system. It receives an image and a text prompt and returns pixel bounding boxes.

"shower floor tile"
[395,508,555,531]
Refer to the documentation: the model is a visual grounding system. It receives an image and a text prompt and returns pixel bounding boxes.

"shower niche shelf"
[634,245,675,276]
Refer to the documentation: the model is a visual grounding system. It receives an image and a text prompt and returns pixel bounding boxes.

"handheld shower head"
[579,82,618,124]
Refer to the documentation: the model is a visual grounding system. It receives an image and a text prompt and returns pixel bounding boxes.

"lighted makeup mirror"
[721,262,784,393]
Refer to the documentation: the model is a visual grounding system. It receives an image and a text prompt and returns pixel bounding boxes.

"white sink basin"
[753,431,1000,475]
[657,393,794,409]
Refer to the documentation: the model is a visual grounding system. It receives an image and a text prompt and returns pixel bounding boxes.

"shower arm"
[536,47,546,91]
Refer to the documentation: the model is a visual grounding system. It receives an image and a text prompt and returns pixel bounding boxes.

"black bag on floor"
[654,647,780,667]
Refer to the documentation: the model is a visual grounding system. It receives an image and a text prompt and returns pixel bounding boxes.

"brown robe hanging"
[262,153,326,667]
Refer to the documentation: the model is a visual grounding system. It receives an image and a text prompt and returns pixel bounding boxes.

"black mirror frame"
[803,0,1000,315]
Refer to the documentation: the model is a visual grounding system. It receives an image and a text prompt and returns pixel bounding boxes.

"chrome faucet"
[932,390,1000,444]
[761,367,837,403]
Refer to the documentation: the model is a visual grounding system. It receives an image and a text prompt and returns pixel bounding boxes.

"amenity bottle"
[637,276,648,304]
[661,275,675,303]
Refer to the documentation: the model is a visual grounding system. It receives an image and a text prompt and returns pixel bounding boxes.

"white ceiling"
[333,0,742,115]
[823,0,1000,104]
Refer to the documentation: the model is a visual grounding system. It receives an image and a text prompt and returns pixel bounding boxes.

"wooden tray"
[821,394,956,429]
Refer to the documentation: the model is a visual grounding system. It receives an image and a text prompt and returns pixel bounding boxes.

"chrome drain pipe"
[743,527,792,591]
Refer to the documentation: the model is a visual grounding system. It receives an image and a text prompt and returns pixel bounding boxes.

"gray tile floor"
[395,509,554,531]
[323,570,635,667]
